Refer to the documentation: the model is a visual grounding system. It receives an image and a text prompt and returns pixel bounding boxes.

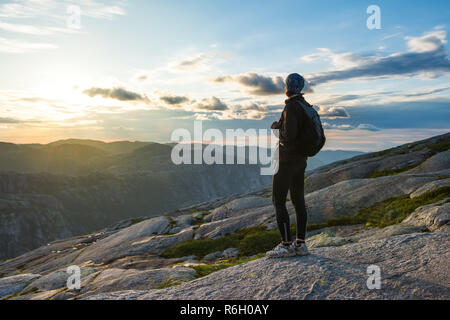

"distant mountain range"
[0,139,363,176]
[0,139,363,259]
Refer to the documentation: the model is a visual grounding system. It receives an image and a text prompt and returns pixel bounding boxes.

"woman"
[266,73,310,258]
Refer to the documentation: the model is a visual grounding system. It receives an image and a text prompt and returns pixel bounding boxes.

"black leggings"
[272,159,308,243]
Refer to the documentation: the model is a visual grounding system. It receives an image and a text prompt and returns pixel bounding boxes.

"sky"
[0,0,449,151]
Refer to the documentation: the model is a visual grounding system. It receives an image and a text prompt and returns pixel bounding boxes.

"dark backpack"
[295,99,326,157]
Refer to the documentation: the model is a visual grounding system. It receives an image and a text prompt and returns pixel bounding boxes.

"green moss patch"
[191,254,265,279]
[369,147,397,158]
[191,264,230,278]
[237,229,281,256]
[156,279,184,289]
[161,226,280,259]
[307,231,350,247]
[366,162,422,178]
[308,186,450,230]
[416,141,450,153]
[130,218,145,225]
[428,141,450,152]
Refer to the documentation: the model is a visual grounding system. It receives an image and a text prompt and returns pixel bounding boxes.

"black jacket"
[277,94,309,162]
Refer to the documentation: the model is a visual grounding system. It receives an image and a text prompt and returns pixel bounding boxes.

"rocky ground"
[0,133,449,300]
[0,151,272,259]
[86,232,450,300]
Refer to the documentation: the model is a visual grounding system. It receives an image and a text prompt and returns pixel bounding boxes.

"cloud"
[157,93,271,120]
[402,86,450,97]
[323,122,380,131]
[189,101,272,121]
[236,102,268,112]
[314,85,450,107]
[302,48,373,70]
[191,113,213,121]
[355,124,381,131]
[317,106,349,118]
[81,3,126,20]
[0,21,71,35]
[337,101,450,130]
[0,1,126,52]
[316,94,366,106]
[83,87,150,102]
[382,32,403,40]
[406,30,447,53]
[175,54,209,70]
[134,73,149,82]
[212,72,314,96]
[170,49,231,72]
[210,28,449,101]
[213,73,285,96]
[0,1,54,19]
[156,92,230,113]
[0,117,21,123]
[159,94,190,105]
[303,30,450,86]
[0,37,58,53]
[0,0,126,20]
[194,96,228,111]
[322,122,354,131]
[217,102,269,120]
[0,116,40,124]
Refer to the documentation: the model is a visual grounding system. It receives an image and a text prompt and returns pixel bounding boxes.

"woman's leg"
[290,160,308,241]
[272,161,293,243]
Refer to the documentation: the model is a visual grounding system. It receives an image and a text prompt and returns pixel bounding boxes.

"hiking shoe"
[292,241,309,256]
[266,243,296,258]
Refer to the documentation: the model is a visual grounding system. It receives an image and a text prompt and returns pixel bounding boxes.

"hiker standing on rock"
[267,73,326,258]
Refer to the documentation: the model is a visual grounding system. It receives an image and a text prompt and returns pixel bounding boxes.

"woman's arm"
[280,102,298,143]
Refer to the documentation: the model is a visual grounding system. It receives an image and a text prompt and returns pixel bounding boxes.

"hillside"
[0,132,448,300]
[0,139,361,259]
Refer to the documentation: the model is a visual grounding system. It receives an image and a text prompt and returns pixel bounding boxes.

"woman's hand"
[271,121,280,129]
